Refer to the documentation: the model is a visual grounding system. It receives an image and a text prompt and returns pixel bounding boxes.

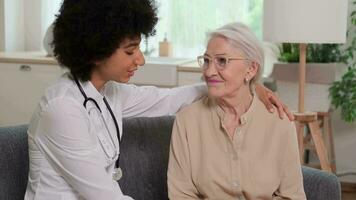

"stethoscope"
[74,76,123,181]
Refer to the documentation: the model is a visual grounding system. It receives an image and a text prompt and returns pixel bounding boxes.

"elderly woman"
[168,22,306,200]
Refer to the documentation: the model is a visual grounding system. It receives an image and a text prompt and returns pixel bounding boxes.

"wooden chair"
[302,111,336,173]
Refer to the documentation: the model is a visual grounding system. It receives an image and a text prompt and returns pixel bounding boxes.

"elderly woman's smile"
[206,78,224,85]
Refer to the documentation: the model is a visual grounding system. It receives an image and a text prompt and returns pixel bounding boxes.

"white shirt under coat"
[24,73,206,200]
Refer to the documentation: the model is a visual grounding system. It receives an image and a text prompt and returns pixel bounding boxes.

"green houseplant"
[329,67,356,122]
[278,43,346,63]
[329,0,356,123]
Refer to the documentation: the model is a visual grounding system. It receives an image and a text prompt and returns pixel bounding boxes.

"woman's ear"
[246,61,259,78]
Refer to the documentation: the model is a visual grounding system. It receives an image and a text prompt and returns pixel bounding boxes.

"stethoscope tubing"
[73,76,122,169]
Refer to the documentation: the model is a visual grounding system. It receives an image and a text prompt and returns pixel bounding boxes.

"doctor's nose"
[135,49,145,66]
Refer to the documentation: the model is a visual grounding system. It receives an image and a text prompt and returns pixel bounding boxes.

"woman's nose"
[204,63,218,77]
[135,49,145,66]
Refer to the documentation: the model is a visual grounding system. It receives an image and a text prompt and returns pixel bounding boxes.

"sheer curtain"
[142,0,277,75]
[41,0,62,34]
[146,0,263,58]
[23,0,62,51]
[38,0,273,75]
[38,0,263,58]
[35,0,271,73]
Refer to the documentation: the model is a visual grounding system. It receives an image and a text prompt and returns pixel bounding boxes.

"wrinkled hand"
[255,83,294,121]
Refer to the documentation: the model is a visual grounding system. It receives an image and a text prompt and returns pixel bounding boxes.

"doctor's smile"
[127,69,137,77]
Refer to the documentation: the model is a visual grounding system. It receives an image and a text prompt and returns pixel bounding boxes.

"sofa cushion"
[302,166,341,200]
[119,116,175,200]
[0,125,29,200]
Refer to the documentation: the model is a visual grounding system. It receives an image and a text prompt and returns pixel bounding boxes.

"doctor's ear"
[94,58,107,68]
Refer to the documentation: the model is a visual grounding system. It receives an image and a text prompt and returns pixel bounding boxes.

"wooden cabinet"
[177,61,203,86]
[0,52,202,125]
[129,57,198,87]
[177,71,203,86]
[0,52,64,126]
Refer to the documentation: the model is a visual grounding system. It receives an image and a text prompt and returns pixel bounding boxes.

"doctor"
[24,0,291,199]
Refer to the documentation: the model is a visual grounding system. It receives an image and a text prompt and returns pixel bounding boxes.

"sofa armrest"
[302,166,341,200]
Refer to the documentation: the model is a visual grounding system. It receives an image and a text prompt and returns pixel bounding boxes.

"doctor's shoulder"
[36,77,86,116]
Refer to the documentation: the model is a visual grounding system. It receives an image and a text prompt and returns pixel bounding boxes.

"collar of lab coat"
[78,78,105,103]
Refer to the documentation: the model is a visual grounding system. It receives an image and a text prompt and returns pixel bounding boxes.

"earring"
[244,77,249,84]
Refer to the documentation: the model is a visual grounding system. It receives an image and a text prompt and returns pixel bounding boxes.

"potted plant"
[278,43,346,64]
[329,0,356,123]
[275,42,348,83]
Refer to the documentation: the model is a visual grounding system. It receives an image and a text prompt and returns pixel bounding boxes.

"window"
[145,0,263,58]
[41,0,63,34]
[41,0,264,59]
[41,0,273,76]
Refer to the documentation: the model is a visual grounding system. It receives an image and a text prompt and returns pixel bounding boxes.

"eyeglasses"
[197,55,249,71]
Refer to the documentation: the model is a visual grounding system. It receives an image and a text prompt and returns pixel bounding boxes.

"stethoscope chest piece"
[113,167,123,181]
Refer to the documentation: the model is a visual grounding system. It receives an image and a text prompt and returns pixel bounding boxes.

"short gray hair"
[208,22,264,85]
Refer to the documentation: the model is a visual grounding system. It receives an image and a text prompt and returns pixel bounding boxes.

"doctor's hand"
[255,83,294,121]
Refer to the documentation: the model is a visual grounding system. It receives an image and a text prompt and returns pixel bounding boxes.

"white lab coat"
[24,73,206,200]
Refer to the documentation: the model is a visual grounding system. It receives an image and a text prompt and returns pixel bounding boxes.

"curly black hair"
[52,0,158,81]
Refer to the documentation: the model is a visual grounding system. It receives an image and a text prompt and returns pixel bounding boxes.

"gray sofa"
[0,116,341,200]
